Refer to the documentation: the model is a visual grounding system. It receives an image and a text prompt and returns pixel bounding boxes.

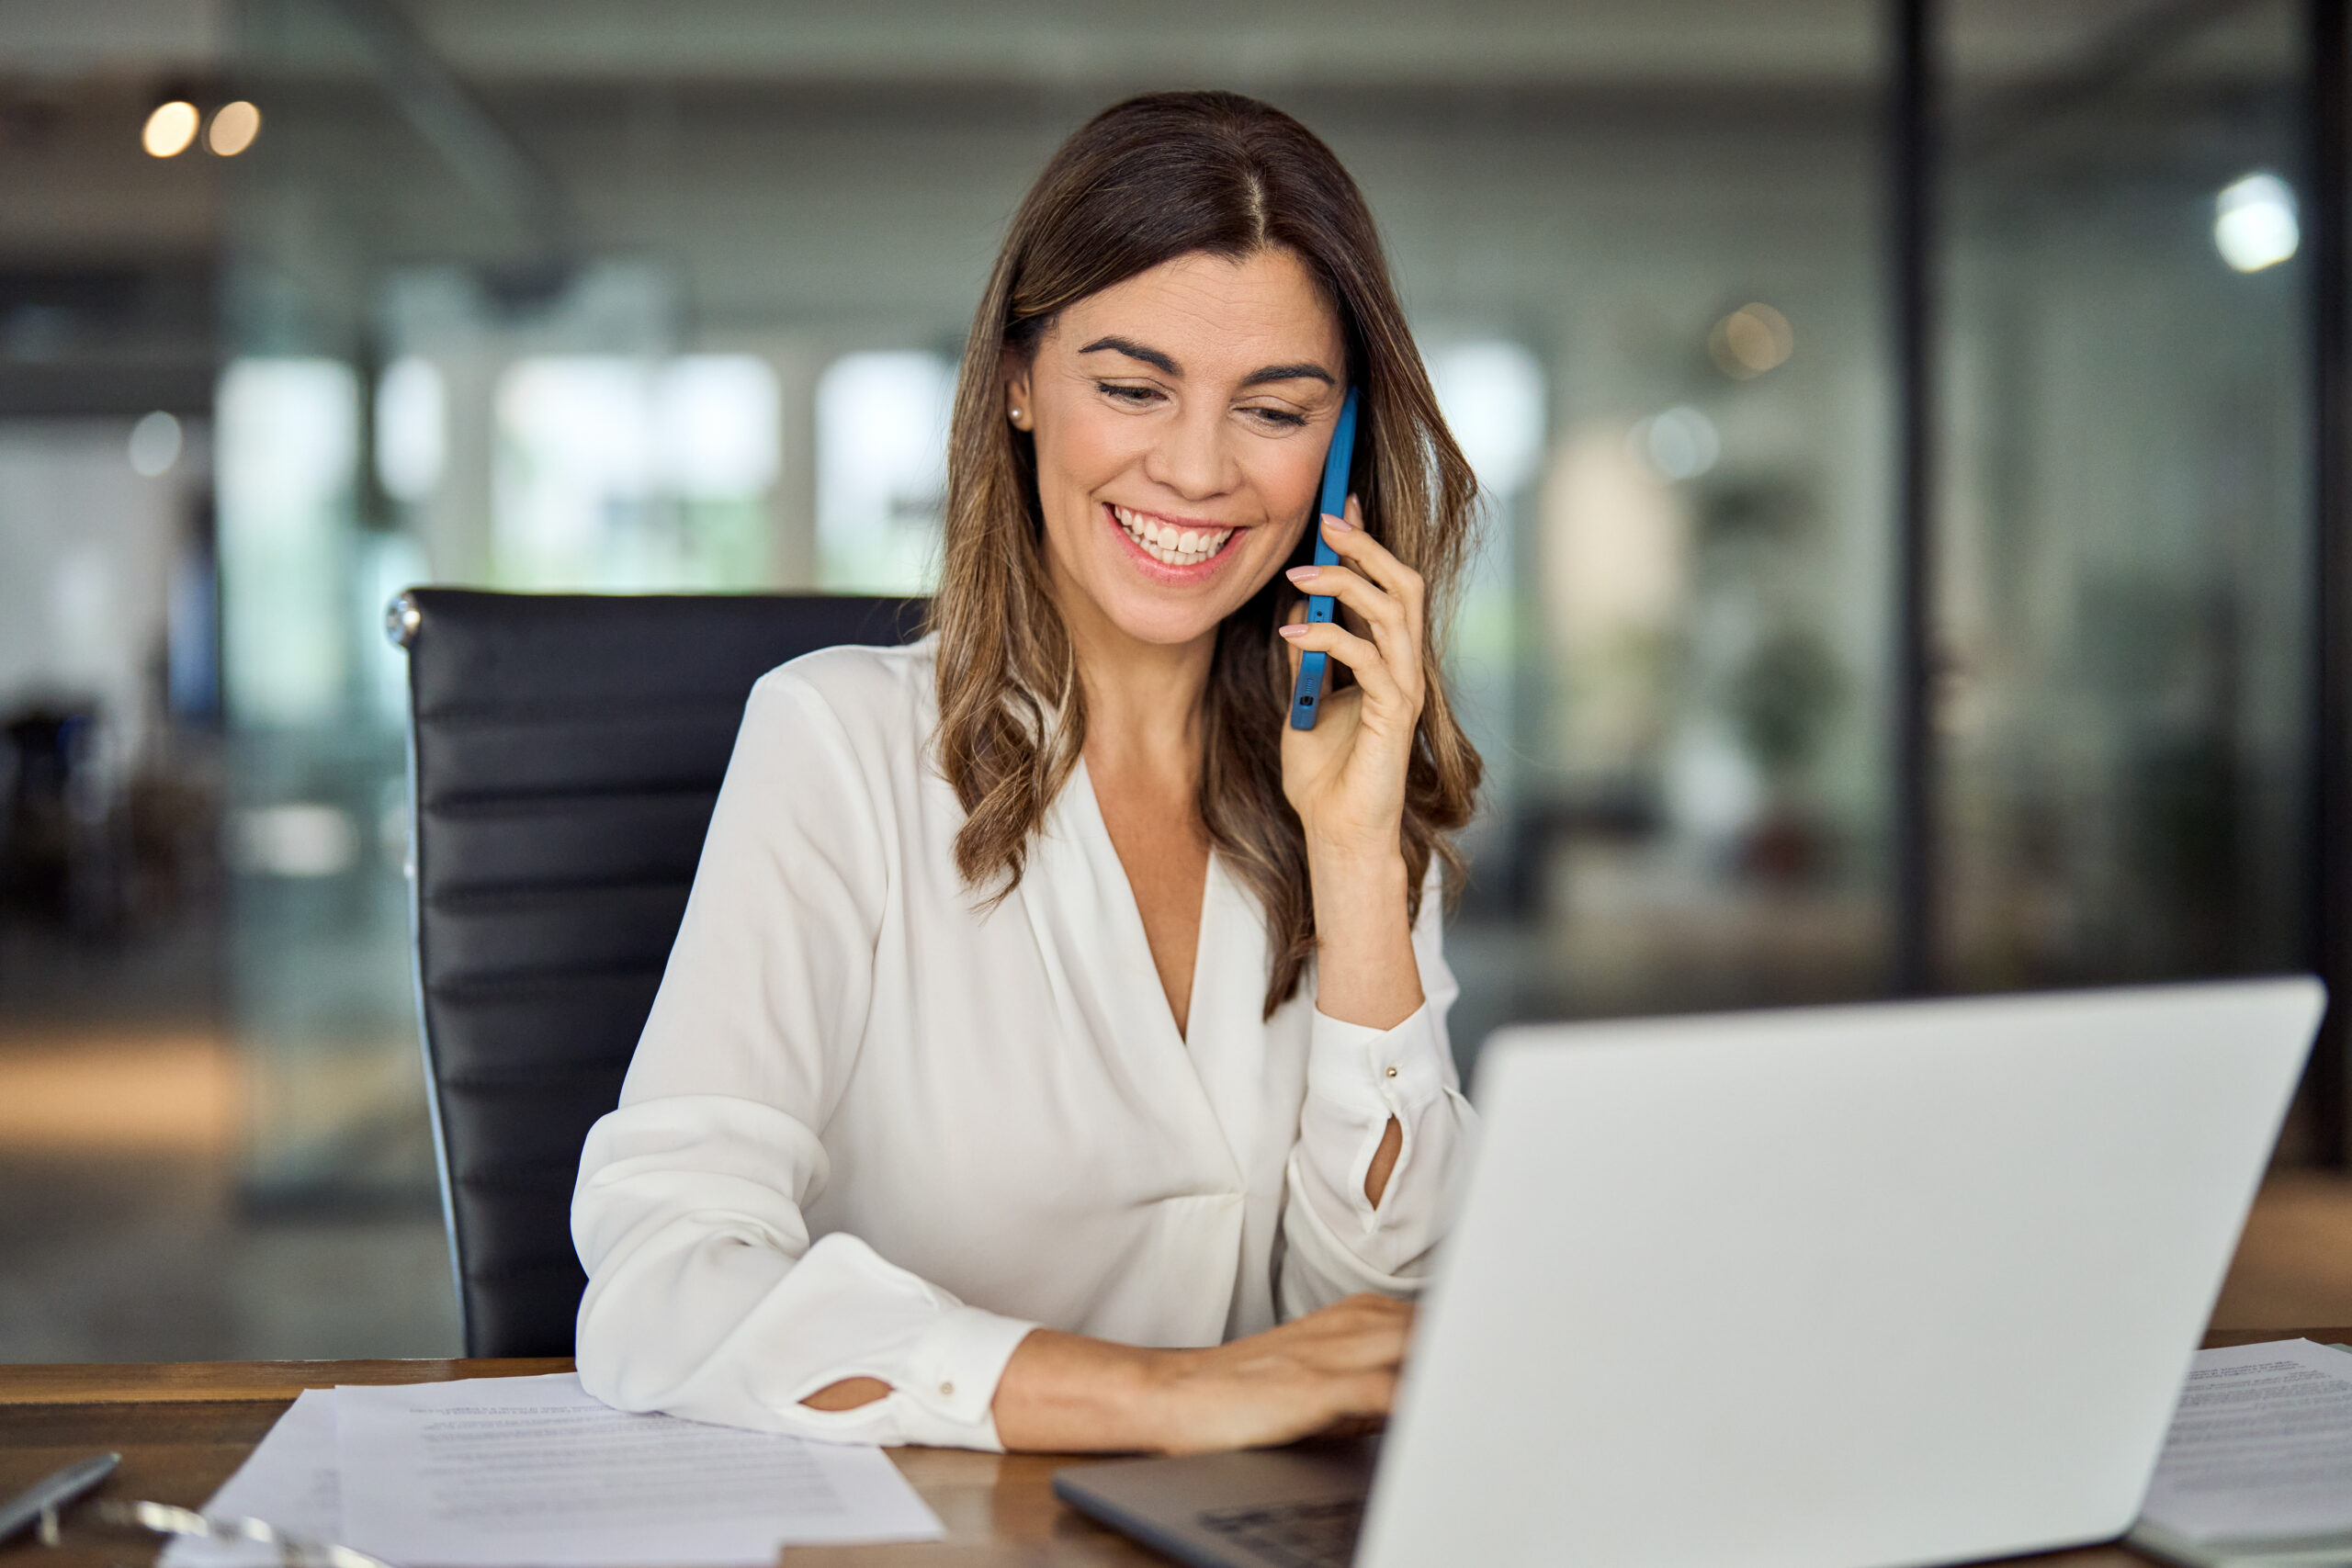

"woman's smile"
[1103,502,1247,578]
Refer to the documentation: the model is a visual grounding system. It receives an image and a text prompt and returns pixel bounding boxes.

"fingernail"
[1323,513,1355,533]
[1277,624,1308,639]
[1284,566,1317,584]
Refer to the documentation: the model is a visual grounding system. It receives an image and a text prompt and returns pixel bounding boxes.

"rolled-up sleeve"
[571,666,1037,1450]
[1278,869,1477,1318]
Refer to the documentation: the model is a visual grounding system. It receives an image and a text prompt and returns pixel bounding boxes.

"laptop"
[1057,978,2324,1568]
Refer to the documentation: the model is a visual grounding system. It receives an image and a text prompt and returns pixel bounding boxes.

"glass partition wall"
[1939,1,2307,989]
[1933,0,2333,1153]
[202,0,2344,1211]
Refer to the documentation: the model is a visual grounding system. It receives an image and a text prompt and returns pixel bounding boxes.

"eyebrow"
[1080,335,1179,374]
[1241,361,1337,389]
[1079,335,1337,389]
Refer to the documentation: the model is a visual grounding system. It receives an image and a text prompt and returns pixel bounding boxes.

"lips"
[1110,503,1236,569]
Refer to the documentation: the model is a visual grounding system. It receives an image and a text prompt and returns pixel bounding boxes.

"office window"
[216,358,358,729]
[492,354,781,592]
[815,350,956,594]
[375,356,448,507]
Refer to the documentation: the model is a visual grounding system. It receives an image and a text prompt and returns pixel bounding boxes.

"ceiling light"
[2214,172,2298,273]
[142,101,199,158]
[1710,303,1795,379]
[208,100,261,157]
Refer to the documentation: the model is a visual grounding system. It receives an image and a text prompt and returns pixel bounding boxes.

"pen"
[0,1452,119,1543]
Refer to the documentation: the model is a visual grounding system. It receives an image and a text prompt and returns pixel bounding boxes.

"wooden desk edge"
[3,1328,2342,1408]
[0,1358,577,1404]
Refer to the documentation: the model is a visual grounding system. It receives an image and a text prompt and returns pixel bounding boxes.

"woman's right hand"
[990,1292,1415,1454]
[1148,1293,1416,1453]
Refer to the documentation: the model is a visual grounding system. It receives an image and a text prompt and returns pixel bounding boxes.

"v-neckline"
[1071,757,1217,1051]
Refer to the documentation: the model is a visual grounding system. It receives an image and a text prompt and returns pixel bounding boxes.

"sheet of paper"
[159,1387,342,1568]
[2138,1339,2352,1543]
[333,1372,943,1567]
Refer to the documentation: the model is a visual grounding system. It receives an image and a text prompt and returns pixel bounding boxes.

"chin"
[1095,591,1244,649]
[1111,565,1288,649]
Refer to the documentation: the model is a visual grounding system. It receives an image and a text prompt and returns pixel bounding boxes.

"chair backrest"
[394,588,926,1358]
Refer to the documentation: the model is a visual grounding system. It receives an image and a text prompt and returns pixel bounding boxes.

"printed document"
[332,1373,944,1566]
[2136,1339,2352,1544]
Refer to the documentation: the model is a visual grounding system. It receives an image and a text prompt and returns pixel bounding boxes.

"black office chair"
[390,588,926,1358]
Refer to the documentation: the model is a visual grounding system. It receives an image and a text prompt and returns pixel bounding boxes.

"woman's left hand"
[1278,496,1426,863]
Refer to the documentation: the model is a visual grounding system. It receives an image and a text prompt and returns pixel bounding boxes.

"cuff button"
[1385,1066,1399,1077]
[938,1381,955,1397]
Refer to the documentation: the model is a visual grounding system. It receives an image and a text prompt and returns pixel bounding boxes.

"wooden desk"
[4,1333,2345,1568]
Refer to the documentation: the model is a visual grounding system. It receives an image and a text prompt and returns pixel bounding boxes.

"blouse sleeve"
[1277,864,1477,1319]
[571,666,1038,1450]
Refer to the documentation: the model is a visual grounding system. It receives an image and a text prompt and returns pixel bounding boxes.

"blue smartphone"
[1288,386,1361,730]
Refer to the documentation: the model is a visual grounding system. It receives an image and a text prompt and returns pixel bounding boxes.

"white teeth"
[1111,504,1233,567]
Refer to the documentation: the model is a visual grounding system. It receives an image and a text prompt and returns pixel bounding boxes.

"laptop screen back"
[1360,979,2323,1568]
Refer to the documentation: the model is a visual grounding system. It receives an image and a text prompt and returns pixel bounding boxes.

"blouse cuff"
[1295,999,1455,1258]
[1306,999,1448,1125]
[889,1305,1040,1450]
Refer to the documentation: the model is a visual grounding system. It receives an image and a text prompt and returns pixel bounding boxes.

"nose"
[1140,401,1238,502]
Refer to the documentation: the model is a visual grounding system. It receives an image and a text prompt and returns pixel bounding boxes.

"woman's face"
[1008,246,1348,651]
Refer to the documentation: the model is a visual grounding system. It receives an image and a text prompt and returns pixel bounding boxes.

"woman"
[571,89,1483,1455]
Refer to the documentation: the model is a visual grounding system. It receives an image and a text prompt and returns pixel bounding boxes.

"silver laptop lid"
[1360,979,2323,1568]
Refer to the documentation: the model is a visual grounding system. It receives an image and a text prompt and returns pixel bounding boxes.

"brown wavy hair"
[928,89,1483,1017]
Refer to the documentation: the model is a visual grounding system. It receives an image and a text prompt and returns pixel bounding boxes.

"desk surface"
[3,1333,2345,1568]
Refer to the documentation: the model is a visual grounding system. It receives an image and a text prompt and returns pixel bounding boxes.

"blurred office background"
[4,0,2349,1360]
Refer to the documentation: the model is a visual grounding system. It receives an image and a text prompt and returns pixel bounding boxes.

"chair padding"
[403,589,924,1358]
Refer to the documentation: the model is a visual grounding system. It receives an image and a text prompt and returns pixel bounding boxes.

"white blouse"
[570,637,1475,1450]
